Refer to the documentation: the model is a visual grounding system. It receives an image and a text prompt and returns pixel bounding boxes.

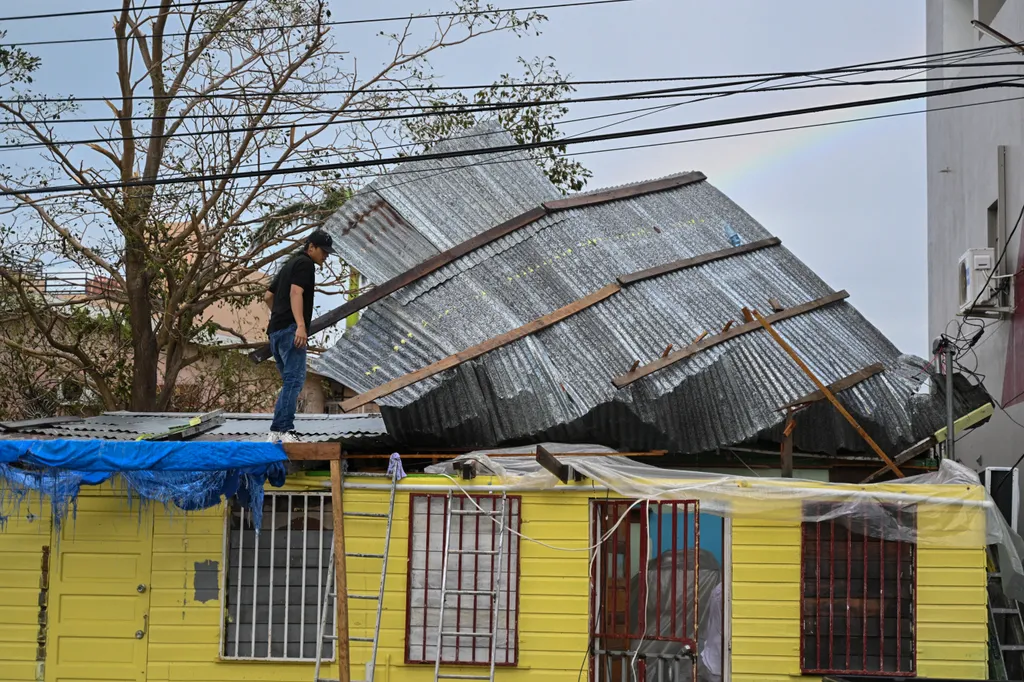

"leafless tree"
[0,0,588,413]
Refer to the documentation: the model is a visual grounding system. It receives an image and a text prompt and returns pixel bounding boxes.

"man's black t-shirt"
[267,253,315,334]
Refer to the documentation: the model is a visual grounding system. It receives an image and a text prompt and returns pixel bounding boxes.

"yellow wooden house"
[0,462,994,682]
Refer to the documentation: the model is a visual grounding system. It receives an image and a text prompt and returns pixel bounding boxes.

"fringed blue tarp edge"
[0,439,289,536]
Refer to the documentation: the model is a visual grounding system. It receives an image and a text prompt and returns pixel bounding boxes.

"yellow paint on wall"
[730,486,989,682]
[0,492,49,682]
[0,472,994,682]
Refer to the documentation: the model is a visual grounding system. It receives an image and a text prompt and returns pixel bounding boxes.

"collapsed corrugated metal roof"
[312,121,990,456]
[0,412,389,444]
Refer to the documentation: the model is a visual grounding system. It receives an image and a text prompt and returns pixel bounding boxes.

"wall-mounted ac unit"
[983,466,1019,533]
[958,247,998,315]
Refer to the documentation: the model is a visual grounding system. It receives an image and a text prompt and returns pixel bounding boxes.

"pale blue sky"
[7,0,929,353]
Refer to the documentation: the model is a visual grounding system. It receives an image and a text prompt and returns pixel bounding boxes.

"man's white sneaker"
[278,431,301,443]
[266,431,282,443]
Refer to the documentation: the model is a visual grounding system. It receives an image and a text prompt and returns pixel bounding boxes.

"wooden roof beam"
[339,284,621,412]
[778,363,885,411]
[617,237,781,286]
[612,290,850,389]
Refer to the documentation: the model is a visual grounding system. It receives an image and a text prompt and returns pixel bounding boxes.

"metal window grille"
[221,492,334,661]
[800,505,916,676]
[405,493,522,665]
[590,500,702,682]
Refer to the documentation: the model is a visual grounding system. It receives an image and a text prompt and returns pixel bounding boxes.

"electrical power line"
[3,74,1011,153]
[0,0,244,22]
[3,68,1016,129]
[2,40,1018,105]
[4,76,1020,197]
[0,0,630,44]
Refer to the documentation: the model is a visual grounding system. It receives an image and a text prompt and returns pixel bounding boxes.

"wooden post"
[329,458,350,682]
[781,409,795,478]
[750,309,905,478]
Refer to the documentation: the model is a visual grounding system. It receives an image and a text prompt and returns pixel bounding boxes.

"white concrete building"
[927,0,1024,520]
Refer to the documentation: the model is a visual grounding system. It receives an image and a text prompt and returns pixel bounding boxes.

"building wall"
[730,484,988,681]
[0,493,49,682]
[926,0,1024,516]
[0,475,991,681]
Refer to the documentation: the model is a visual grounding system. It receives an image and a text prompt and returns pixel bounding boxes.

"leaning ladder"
[313,465,400,682]
[433,490,509,682]
[987,546,1024,680]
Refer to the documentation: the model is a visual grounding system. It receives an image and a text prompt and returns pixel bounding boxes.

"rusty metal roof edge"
[542,171,708,211]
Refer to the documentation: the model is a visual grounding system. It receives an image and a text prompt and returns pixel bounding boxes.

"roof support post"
[329,456,351,682]
[781,409,795,478]
[750,309,905,479]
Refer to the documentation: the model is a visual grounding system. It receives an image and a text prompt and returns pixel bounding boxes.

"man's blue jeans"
[269,324,306,433]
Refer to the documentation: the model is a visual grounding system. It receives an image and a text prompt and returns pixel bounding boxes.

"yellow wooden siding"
[0,493,49,682]
[136,481,593,682]
[730,489,989,682]
[0,472,992,682]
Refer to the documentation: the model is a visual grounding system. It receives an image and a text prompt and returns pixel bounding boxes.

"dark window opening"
[801,506,916,676]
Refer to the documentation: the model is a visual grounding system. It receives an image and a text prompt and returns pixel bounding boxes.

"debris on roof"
[312,121,991,457]
[0,412,389,445]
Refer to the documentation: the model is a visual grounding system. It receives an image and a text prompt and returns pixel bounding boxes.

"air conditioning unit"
[958,247,998,314]
[983,466,1019,533]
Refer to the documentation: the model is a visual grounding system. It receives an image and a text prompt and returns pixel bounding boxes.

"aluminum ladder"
[987,546,1024,680]
[313,465,400,682]
[432,490,509,682]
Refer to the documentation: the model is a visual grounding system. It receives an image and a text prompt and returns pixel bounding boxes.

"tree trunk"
[125,235,158,410]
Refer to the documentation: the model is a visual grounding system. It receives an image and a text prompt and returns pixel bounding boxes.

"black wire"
[0,0,244,21]
[14,86,1024,206]
[2,43,1016,105]
[0,0,631,44]
[3,68,1015,129]
[5,76,1020,197]
[5,74,1011,153]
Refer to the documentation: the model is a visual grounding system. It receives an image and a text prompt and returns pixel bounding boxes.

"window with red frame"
[590,499,715,682]
[405,493,521,666]
[801,506,916,676]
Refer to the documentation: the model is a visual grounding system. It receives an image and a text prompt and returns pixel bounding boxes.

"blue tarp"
[0,439,287,471]
[0,439,289,534]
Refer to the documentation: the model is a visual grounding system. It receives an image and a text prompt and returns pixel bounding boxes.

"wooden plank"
[778,363,884,410]
[750,309,904,479]
[543,171,706,211]
[341,283,621,412]
[329,459,350,682]
[860,436,936,483]
[781,410,794,478]
[283,442,342,461]
[612,290,849,389]
[536,445,571,484]
[617,237,781,286]
[249,206,549,362]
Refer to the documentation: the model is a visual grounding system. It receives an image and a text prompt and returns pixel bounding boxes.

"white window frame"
[405,493,522,666]
[219,491,335,662]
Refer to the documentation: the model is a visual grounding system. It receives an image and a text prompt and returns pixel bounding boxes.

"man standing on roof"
[264,229,334,443]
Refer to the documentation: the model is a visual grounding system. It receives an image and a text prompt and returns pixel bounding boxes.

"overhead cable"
[4,77,1021,197]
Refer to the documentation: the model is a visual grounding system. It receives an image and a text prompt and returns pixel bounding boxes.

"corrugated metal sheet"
[322,121,559,286]
[312,123,990,456]
[0,412,388,443]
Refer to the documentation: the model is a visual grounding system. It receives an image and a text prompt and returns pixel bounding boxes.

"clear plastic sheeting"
[426,446,1024,602]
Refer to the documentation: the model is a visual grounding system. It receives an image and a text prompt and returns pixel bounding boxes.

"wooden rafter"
[612,290,850,389]
[617,237,781,286]
[750,309,904,479]
[779,363,884,411]
[250,206,546,362]
[339,284,621,412]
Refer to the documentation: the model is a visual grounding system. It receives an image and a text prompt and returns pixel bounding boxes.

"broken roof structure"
[312,121,990,458]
